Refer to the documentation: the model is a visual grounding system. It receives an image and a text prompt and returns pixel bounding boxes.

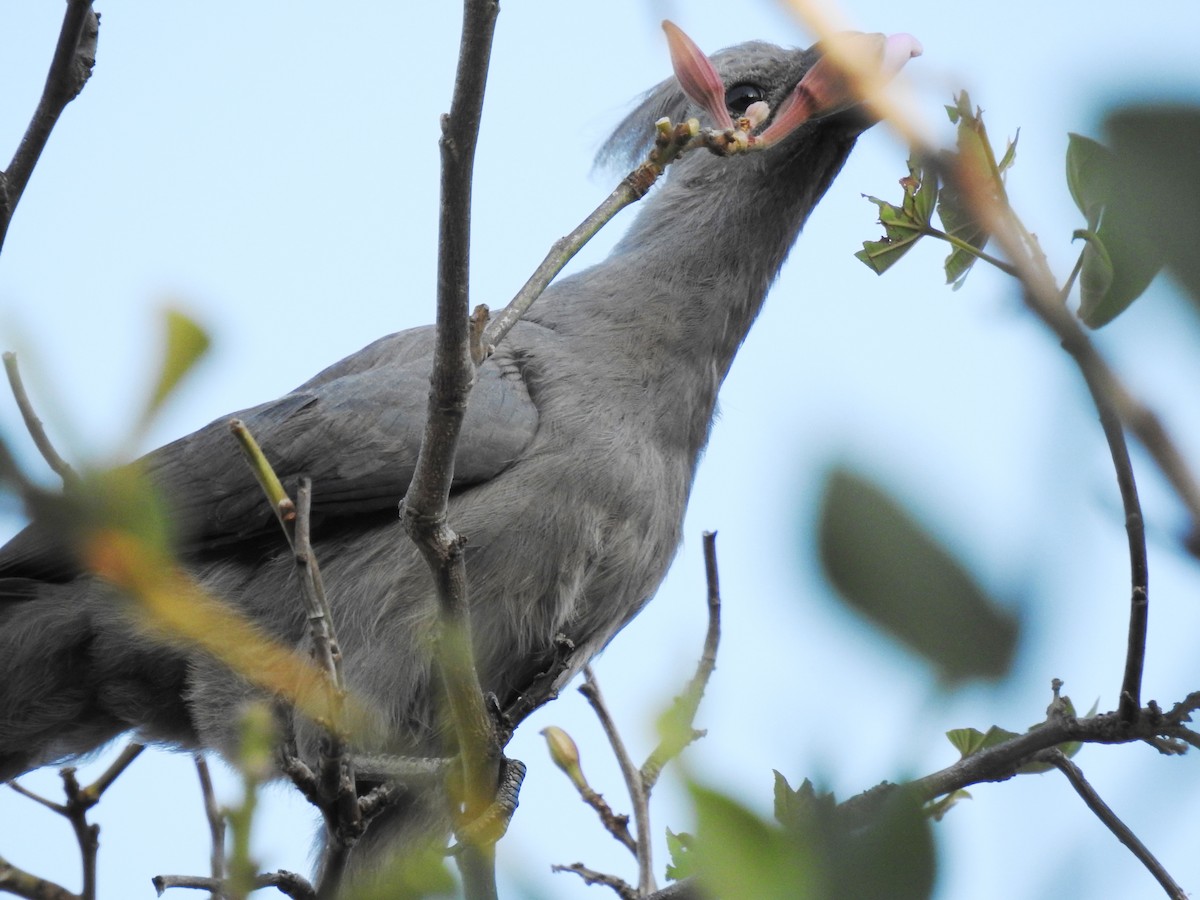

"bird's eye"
[724,82,766,116]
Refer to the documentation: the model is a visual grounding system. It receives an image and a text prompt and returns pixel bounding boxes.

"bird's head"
[596,25,921,172]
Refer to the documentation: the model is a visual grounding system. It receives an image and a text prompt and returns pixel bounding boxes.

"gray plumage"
[0,37,868,847]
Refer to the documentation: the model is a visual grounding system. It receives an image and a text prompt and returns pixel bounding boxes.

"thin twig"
[228,421,366,893]
[5,780,66,814]
[79,741,144,803]
[641,532,722,791]
[193,755,226,894]
[1075,356,1149,723]
[481,179,645,350]
[550,863,638,900]
[152,870,316,900]
[2,352,78,488]
[1045,751,1187,899]
[59,768,99,900]
[481,119,704,353]
[0,854,77,900]
[580,668,654,895]
[922,225,1019,277]
[0,0,99,254]
[5,745,146,900]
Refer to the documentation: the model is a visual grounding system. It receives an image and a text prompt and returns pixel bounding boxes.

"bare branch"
[5,781,66,815]
[3,353,78,488]
[152,871,316,900]
[0,854,77,900]
[580,668,654,895]
[193,755,226,894]
[481,118,709,352]
[642,532,722,790]
[0,0,99,254]
[1045,751,1186,900]
[550,863,638,900]
[58,768,99,900]
[78,742,144,803]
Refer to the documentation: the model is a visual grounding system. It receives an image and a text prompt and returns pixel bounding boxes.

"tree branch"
[152,871,315,900]
[641,532,722,791]
[550,863,638,900]
[0,855,77,900]
[0,0,99,255]
[579,669,654,893]
[193,755,226,898]
[1045,750,1186,900]
[400,2,502,896]
[864,699,1196,809]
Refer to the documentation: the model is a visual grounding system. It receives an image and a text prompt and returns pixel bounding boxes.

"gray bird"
[0,33,909,869]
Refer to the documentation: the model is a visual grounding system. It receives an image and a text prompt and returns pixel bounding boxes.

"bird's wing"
[0,326,539,578]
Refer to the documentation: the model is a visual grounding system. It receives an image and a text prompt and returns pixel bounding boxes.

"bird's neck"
[531,131,857,460]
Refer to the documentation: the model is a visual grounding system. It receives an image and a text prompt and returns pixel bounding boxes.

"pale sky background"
[2,3,1200,899]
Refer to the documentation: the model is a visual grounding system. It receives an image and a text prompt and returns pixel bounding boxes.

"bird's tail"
[0,580,192,781]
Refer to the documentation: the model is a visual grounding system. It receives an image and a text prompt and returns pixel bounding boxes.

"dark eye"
[725,82,766,116]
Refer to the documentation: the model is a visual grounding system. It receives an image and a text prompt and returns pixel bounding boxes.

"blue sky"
[2,2,1199,898]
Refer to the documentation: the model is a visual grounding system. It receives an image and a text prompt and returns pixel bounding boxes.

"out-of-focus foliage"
[817,467,1019,684]
[668,772,935,899]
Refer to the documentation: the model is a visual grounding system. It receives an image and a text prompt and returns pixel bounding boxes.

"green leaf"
[946,725,1021,759]
[1066,125,1174,327]
[1065,133,1115,223]
[946,697,1099,777]
[935,92,1017,289]
[665,828,698,882]
[856,197,925,274]
[1075,229,1115,322]
[855,155,938,275]
[936,178,988,289]
[997,129,1020,175]
[924,789,971,822]
[142,307,211,426]
[1104,105,1200,311]
[817,468,1020,683]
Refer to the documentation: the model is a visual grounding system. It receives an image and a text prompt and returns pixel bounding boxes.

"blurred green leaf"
[1065,133,1114,222]
[22,463,174,565]
[1104,105,1200,309]
[840,788,936,900]
[817,468,1020,683]
[692,774,936,900]
[773,771,834,833]
[1074,228,1115,318]
[142,307,210,427]
[692,782,820,899]
[856,155,938,275]
[665,828,698,882]
[1066,126,1167,327]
